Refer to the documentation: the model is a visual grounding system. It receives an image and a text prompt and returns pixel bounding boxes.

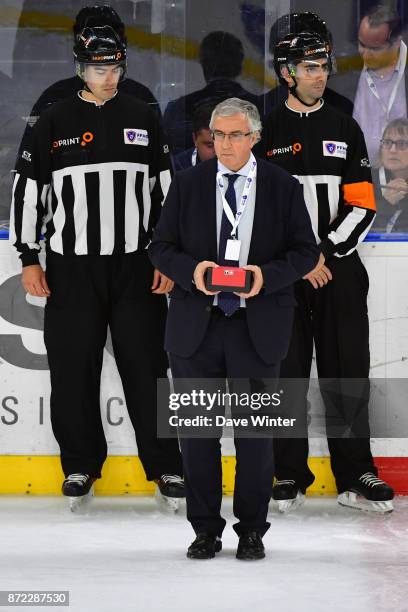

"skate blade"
[277,492,305,514]
[155,487,181,513]
[337,492,394,514]
[69,486,94,514]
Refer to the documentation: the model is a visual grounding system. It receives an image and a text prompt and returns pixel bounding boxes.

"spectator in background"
[371,117,408,232]
[260,11,353,117]
[173,103,215,171]
[353,4,407,162]
[163,31,260,155]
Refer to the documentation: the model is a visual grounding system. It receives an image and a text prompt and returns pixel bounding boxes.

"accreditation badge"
[225,239,241,261]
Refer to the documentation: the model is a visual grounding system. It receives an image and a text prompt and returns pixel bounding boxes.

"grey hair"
[365,4,402,42]
[209,97,262,138]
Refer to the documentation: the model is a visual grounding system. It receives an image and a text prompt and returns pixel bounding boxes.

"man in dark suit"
[149,97,318,560]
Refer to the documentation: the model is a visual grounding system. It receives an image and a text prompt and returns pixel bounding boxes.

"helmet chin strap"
[76,65,93,94]
[289,78,321,108]
[79,77,102,100]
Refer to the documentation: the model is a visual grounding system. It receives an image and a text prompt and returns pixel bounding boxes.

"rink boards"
[0,238,408,494]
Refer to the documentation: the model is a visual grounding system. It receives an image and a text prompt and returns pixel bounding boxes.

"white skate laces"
[358,473,387,487]
[160,475,183,484]
[66,473,90,484]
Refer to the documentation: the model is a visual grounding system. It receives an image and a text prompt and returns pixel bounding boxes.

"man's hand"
[383,178,408,206]
[236,265,263,299]
[22,264,51,297]
[193,261,219,295]
[151,269,174,294]
[303,253,332,289]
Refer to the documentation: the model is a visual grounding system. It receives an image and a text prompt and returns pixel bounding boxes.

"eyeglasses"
[287,61,330,80]
[212,130,253,143]
[381,138,408,151]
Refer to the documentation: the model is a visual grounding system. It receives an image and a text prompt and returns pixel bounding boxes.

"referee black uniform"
[257,100,378,494]
[11,90,182,481]
[16,75,161,166]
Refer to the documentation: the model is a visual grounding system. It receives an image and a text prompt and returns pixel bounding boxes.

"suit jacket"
[173,147,198,172]
[149,156,319,365]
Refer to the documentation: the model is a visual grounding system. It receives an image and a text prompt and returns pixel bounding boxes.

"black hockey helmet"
[74,25,126,64]
[269,12,333,55]
[273,31,331,83]
[74,5,126,41]
[74,25,127,82]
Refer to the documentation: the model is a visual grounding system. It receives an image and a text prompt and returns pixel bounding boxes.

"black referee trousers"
[274,251,377,494]
[44,250,182,480]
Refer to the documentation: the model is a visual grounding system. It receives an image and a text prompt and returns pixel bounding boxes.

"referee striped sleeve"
[324,205,375,257]
[10,172,48,266]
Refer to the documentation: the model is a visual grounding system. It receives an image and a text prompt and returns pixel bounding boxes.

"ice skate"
[338,473,394,514]
[62,473,96,514]
[154,475,185,513]
[273,479,305,513]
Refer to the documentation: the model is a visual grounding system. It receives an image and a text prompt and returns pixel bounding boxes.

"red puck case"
[205,266,252,293]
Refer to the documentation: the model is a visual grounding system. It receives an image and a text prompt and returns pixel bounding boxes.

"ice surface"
[1,496,407,612]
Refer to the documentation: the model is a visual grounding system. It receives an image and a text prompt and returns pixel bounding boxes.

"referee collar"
[285,98,324,117]
[77,90,118,107]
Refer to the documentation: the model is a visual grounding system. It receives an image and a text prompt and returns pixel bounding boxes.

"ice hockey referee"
[10,23,184,510]
[257,27,394,514]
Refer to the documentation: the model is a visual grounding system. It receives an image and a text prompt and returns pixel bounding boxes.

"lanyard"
[216,154,257,239]
[386,209,403,233]
[365,40,407,118]
[379,166,387,198]
[191,148,197,167]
